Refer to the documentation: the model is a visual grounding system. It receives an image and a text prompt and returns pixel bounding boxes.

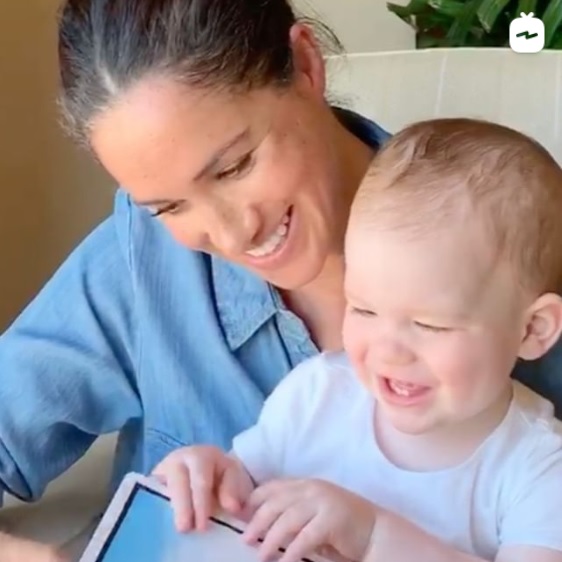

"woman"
[1,0,560,560]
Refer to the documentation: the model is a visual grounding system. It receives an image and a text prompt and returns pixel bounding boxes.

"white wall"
[296,0,414,53]
[328,49,562,164]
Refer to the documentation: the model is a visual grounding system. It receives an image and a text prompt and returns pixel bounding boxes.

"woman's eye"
[150,202,183,217]
[216,153,253,180]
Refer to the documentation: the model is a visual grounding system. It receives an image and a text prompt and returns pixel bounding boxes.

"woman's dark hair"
[57,0,342,145]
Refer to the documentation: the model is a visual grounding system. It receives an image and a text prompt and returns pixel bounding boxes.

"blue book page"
[97,485,265,562]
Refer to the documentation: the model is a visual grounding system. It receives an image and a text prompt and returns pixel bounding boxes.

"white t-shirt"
[232,351,562,559]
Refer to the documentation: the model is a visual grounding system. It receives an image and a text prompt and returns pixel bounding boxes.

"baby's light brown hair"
[351,118,562,295]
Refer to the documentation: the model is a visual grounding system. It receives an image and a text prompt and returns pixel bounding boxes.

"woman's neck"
[280,111,377,351]
[282,254,347,352]
[330,110,379,250]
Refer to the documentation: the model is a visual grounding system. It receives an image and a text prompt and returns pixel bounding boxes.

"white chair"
[3,46,562,555]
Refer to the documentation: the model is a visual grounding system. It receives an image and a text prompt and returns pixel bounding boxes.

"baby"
[154,118,562,562]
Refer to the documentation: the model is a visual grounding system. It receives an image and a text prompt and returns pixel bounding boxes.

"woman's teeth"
[246,213,290,258]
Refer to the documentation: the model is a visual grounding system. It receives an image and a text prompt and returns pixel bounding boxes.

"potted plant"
[387,0,562,48]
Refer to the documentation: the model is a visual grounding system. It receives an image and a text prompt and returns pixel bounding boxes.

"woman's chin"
[259,266,320,291]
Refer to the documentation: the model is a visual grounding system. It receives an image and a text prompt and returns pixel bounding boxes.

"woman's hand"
[242,478,377,562]
[152,445,255,532]
[0,531,68,562]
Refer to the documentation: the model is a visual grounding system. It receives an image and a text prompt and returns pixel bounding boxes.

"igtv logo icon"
[509,12,545,53]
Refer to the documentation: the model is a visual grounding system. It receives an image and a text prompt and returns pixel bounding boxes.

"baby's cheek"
[355,366,374,392]
[342,319,366,358]
[427,338,477,388]
[345,343,369,380]
[343,337,373,387]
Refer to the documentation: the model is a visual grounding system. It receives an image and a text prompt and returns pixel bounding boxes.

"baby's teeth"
[391,383,412,397]
[388,380,426,397]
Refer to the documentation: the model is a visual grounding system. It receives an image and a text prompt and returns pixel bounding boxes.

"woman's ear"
[519,293,562,360]
[289,23,326,98]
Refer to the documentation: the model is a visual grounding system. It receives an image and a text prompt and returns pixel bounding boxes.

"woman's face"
[90,29,354,290]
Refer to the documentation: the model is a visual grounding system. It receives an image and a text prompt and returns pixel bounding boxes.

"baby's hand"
[242,478,377,562]
[152,445,254,532]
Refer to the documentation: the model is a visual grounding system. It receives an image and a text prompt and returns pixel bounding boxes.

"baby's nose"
[376,338,416,367]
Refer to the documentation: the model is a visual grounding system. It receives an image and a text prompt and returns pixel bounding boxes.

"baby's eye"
[350,306,377,318]
[216,153,253,181]
[150,201,183,217]
[414,321,451,333]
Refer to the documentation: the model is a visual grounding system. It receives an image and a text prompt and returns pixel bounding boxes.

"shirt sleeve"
[0,191,141,504]
[499,431,562,552]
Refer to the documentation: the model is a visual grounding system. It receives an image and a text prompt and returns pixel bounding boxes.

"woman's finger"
[5,535,69,562]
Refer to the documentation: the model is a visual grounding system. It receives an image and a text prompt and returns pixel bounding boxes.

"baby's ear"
[519,293,562,360]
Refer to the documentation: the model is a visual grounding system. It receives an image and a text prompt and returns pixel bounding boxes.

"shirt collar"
[333,106,391,147]
[211,109,388,350]
[211,254,279,350]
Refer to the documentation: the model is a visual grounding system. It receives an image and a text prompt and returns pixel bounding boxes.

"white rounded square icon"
[510,12,545,53]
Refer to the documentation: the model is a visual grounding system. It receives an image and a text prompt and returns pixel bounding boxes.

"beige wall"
[0,2,113,329]
[296,0,414,52]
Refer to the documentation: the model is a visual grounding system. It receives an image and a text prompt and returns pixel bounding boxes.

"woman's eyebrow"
[192,127,251,182]
[134,128,252,206]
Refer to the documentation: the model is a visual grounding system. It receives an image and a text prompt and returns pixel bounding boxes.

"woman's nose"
[212,221,248,255]
[199,202,261,255]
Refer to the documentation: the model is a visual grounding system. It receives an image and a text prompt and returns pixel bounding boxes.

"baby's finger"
[316,546,353,562]
[188,456,217,531]
[243,496,291,545]
[258,507,313,562]
[277,519,324,562]
[218,465,246,513]
[248,479,296,509]
[166,464,194,533]
[242,496,283,544]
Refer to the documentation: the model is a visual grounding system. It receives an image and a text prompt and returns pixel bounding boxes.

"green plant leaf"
[549,30,562,48]
[386,2,409,18]
[402,0,432,12]
[387,0,431,18]
[388,0,558,48]
[515,0,537,15]
[387,2,415,25]
[447,0,485,44]
[416,33,453,47]
[543,0,562,47]
[477,0,512,32]
[428,0,465,17]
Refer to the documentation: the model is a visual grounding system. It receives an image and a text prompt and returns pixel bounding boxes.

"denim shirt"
[0,109,561,504]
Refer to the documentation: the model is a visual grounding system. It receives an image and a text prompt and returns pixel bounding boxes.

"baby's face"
[342,217,528,436]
